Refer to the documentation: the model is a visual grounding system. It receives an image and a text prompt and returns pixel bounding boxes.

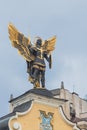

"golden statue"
[8,23,56,88]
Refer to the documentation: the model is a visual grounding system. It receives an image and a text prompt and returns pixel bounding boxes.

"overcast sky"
[0,0,87,117]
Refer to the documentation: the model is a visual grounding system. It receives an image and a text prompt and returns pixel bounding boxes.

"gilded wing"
[43,36,56,69]
[8,23,35,62]
[43,35,56,54]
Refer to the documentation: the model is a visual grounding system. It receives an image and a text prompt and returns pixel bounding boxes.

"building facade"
[0,83,87,130]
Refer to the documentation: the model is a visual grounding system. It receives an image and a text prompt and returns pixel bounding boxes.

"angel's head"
[34,37,43,48]
[36,38,42,46]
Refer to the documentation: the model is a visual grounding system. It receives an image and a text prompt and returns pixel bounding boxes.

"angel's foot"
[33,80,40,88]
[28,76,34,83]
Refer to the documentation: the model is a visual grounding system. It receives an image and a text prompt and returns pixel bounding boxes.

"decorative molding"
[59,106,80,130]
[8,101,33,130]
[10,93,64,111]
[13,122,21,130]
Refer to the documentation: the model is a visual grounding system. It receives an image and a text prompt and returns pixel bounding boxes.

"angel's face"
[36,39,42,47]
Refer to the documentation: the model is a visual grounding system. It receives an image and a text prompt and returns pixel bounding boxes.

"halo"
[33,36,44,46]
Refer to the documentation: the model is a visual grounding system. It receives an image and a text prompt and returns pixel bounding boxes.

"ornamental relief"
[40,111,53,130]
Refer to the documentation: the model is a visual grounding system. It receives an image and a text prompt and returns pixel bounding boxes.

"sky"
[0,0,87,117]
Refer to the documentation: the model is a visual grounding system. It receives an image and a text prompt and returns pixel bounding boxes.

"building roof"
[51,88,60,96]
[0,112,15,130]
[9,88,54,102]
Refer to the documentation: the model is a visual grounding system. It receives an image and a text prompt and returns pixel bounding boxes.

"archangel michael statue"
[8,24,56,88]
